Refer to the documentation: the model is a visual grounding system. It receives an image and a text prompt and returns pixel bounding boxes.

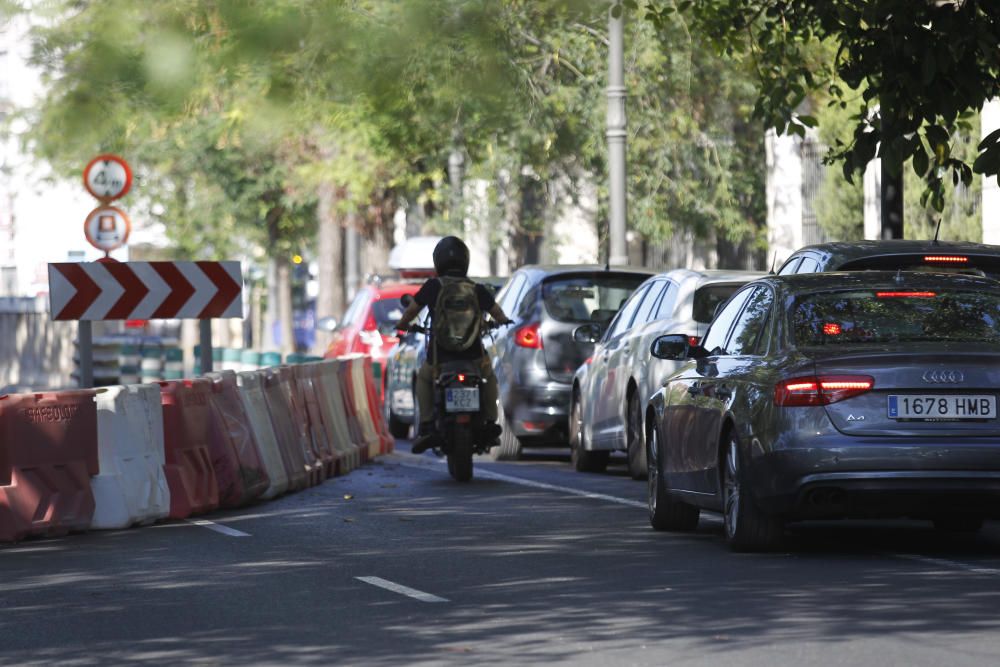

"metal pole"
[78,320,93,388]
[607,3,628,266]
[199,319,213,375]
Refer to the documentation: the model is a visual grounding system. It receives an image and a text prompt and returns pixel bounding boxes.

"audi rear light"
[774,375,874,406]
[924,255,968,263]
[514,322,543,349]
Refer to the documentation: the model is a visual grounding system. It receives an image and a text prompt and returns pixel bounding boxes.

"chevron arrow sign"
[48,261,243,321]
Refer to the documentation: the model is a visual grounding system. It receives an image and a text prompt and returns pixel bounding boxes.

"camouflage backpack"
[432,277,482,353]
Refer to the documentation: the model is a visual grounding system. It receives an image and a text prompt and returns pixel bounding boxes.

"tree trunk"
[275,255,294,357]
[264,202,294,356]
[316,180,344,354]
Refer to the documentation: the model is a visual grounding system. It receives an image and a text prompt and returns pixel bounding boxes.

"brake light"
[875,291,936,299]
[688,336,700,347]
[823,323,842,335]
[457,373,466,383]
[514,323,543,349]
[924,255,967,263]
[584,356,593,365]
[774,375,874,406]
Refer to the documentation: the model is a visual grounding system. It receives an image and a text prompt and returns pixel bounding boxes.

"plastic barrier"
[207,371,270,507]
[277,366,325,486]
[341,356,382,461]
[310,361,360,474]
[234,371,289,499]
[159,379,219,519]
[91,384,170,529]
[291,364,338,477]
[0,390,99,541]
[331,360,372,464]
[359,356,395,455]
[261,368,311,491]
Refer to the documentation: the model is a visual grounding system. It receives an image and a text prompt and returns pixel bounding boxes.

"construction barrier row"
[0,355,393,542]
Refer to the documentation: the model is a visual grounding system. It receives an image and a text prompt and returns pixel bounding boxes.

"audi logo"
[922,370,965,384]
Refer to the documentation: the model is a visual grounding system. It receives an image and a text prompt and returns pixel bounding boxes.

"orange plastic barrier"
[341,356,381,461]
[311,361,360,474]
[360,356,395,455]
[207,371,270,507]
[336,359,374,464]
[277,366,324,486]
[261,369,310,491]
[159,379,219,519]
[292,364,338,477]
[0,390,99,541]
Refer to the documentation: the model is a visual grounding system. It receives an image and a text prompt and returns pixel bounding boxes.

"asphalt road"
[2,442,1000,666]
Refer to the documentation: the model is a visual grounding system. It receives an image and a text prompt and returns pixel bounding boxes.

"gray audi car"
[645,271,1000,551]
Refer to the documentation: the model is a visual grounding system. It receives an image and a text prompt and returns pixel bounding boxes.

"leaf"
[979,127,1000,151]
[912,145,929,177]
[797,115,818,128]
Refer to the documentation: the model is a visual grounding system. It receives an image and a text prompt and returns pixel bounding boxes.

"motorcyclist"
[394,236,513,454]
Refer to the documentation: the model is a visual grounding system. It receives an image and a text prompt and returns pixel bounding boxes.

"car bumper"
[750,439,1000,518]
[506,381,572,440]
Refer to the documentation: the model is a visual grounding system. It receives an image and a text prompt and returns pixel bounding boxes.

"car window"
[777,257,801,275]
[724,286,774,355]
[542,273,648,324]
[497,274,526,314]
[692,283,745,324]
[653,281,680,320]
[634,280,666,326]
[342,288,369,326]
[797,257,819,273]
[700,288,754,355]
[605,283,651,339]
[838,254,1000,281]
[372,297,407,335]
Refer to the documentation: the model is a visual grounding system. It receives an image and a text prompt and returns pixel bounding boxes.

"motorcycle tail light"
[457,373,466,383]
[774,375,874,406]
[514,322,543,349]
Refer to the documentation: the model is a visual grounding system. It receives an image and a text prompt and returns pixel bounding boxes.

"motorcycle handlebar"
[397,319,513,337]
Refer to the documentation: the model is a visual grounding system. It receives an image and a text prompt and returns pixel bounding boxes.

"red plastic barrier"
[261,369,310,491]
[337,360,374,464]
[292,365,338,477]
[208,371,270,507]
[0,390,99,541]
[361,357,395,455]
[278,366,324,486]
[159,379,220,519]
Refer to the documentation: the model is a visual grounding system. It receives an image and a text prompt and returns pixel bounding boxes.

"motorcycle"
[399,299,505,482]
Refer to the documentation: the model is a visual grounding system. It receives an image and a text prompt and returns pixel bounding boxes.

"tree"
[634,0,1000,230]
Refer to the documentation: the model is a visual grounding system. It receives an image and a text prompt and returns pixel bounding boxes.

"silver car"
[646,271,1000,551]
[570,269,764,477]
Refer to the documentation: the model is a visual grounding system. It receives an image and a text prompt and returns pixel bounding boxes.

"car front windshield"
[791,289,1000,347]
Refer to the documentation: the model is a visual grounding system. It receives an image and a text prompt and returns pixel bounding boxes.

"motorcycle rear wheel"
[447,428,474,482]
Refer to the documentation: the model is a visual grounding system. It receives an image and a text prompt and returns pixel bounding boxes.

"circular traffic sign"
[83,205,131,252]
[83,154,133,201]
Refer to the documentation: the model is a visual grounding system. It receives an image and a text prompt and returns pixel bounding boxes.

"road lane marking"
[896,554,1000,576]
[185,519,251,537]
[356,576,449,602]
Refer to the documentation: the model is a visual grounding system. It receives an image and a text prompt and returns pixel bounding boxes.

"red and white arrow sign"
[48,261,243,321]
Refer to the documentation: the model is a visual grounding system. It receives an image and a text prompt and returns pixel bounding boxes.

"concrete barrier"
[91,384,170,529]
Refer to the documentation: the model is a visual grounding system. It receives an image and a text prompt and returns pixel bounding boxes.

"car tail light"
[514,322,543,349]
[774,375,874,406]
[687,336,700,347]
[823,323,842,335]
[583,356,593,365]
[875,291,936,299]
[924,255,968,263]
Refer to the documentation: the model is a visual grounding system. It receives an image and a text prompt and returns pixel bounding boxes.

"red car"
[322,282,421,371]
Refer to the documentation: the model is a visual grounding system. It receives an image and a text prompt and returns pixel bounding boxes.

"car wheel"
[626,391,647,480]
[387,412,410,439]
[722,432,783,552]
[489,402,522,461]
[570,397,609,473]
[932,515,984,533]
[647,416,699,531]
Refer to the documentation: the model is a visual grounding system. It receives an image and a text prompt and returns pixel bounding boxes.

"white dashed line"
[357,576,449,602]
[185,519,251,537]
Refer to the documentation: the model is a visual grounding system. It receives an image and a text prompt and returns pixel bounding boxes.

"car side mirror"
[573,323,602,344]
[316,316,338,333]
[400,294,414,308]
[650,334,691,361]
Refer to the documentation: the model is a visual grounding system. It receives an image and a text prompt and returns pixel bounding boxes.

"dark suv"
[778,240,1000,278]
[486,265,653,460]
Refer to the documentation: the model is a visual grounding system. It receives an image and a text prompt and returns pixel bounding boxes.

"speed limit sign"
[83,154,132,201]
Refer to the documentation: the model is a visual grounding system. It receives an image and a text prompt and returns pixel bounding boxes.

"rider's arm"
[488,303,513,325]
[394,301,422,331]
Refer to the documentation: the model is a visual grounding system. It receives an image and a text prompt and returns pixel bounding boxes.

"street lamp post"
[607,4,628,266]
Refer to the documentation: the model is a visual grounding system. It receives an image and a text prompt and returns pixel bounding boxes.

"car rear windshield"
[791,289,1000,347]
[542,274,648,324]
[693,284,743,323]
[372,298,406,335]
[839,254,1000,280]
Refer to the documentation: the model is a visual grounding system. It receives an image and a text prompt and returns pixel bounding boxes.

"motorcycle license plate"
[887,394,996,420]
[445,387,480,413]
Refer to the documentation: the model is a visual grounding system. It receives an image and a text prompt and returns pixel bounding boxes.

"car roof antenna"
[768,252,777,275]
[932,217,943,244]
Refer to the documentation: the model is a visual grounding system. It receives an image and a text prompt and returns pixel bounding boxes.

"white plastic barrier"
[346,355,383,460]
[235,370,290,499]
[91,384,171,529]
[313,361,361,472]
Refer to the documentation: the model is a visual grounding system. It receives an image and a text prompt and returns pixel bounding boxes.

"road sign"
[83,205,131,252]
[83,154,132,201]
[48,261,243,321]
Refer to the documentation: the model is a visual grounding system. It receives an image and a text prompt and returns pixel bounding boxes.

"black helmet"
[432,236,470,277]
